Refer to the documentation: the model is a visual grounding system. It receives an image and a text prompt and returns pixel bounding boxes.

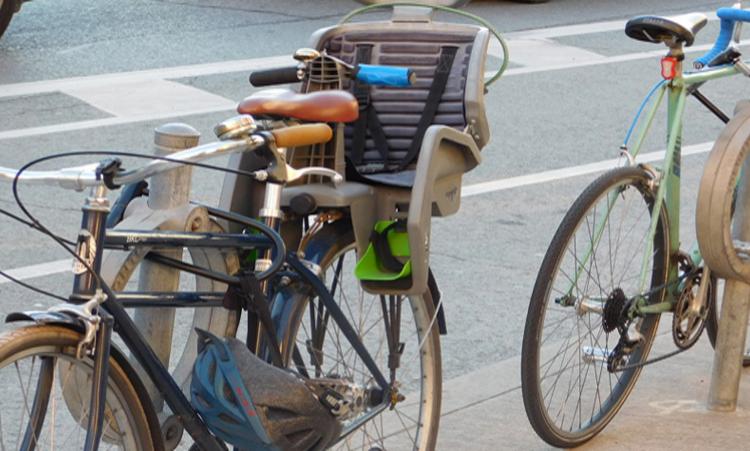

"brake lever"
[251,165,343,185]
[286,166,344,185]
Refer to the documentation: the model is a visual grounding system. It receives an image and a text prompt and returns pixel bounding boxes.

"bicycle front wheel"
[274,221,442,450]
[0,325,159,450]
[521,166,669,447]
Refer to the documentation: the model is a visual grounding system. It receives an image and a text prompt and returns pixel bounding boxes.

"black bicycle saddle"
[625,13,708,47]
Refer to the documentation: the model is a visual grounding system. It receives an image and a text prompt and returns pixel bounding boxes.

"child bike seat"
[238,89,359,123]
[625,13,708,47]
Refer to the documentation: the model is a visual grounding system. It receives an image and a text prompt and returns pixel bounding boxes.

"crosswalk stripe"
[0,55,291,99]
[63,79,236,118]
[0,105,236,140]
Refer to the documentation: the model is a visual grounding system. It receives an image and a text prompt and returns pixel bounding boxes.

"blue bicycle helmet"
[190,329,340,451]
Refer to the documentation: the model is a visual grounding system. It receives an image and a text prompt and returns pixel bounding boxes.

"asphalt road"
[0,0,743,447]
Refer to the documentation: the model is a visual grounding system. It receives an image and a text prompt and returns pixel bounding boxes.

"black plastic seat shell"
[625,13,708,47]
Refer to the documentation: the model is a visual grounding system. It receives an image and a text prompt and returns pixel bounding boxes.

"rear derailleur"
[602,288,644,372]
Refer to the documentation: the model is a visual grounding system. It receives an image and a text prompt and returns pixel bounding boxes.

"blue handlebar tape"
[356,64,414,87]
[695,8,750,67]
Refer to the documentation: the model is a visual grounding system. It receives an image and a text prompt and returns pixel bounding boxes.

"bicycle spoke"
[285,240,437,450]
[524,171,665,446]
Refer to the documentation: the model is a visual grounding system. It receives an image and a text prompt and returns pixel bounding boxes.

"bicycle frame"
[566,44,744,317]
[13,185,393,450]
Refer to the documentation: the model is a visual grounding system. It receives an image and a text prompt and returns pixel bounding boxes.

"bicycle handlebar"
[270,123,332,148]
[354,64,415,87]
[0,123,335,191]
[249,65,301,87]
[695,7,750,68]
[249,61,415,88]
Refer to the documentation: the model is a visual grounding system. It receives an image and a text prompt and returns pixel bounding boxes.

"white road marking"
[0,259,70,285]
[0,105,235,140]
[494,40,750,77]
[504,11,718,41]
[0,141,715,282]
[0,55,292,99]
[63,79,236,118]
[462,141,713,197]
[504,18,628,41]
[498,38,605,68]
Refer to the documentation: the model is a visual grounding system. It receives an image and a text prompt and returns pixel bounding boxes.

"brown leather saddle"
[238,89,359,123]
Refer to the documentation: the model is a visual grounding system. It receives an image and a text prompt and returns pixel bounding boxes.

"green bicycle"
[521,7,750,447]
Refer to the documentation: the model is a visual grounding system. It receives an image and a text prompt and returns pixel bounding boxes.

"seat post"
[663,43,685,81]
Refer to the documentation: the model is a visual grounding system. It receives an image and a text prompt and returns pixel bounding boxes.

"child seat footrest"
[355,220,412,282]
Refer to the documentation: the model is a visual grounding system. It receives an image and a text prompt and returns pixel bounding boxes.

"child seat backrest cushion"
[308,10,490,177]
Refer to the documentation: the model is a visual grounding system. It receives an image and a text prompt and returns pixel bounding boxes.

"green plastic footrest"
[355,220,412,281]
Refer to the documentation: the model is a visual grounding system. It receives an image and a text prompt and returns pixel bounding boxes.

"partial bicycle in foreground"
[0,3,508,450]
[522,4,750,448]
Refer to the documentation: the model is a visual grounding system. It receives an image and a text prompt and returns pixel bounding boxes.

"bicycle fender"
[427,270,447,335]
[4,310,167,450]
[5,310,86,331]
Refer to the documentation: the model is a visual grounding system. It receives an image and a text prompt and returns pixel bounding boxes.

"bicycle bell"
[214,114,257,140]
[293,48,320,63]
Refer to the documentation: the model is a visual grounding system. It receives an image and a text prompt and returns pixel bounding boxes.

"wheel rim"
[281,243,440,450]
[530,174,666,439]
[0,344,144,449]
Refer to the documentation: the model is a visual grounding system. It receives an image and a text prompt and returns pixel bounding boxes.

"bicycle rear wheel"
[521,166,669,447]
[0,324,159,450]
[273,221,442,450]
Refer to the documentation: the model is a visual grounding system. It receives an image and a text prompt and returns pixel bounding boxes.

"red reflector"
[661,56,678,80]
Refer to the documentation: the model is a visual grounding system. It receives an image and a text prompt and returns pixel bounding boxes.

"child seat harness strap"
[351,45,389,165]
[350,45,458,172]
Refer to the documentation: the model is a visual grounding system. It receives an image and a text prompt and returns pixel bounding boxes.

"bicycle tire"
[0,324,160,450]
[521,166,669,447]
[272,220,442,450]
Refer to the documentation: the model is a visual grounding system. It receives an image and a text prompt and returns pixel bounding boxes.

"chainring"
[672,257,710,350]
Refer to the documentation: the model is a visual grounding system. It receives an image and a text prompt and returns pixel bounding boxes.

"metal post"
[133,123,200,411]
[708,154,750,411]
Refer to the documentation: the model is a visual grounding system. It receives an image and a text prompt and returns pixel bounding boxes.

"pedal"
[308,377,370,420]
[318,388,348,417]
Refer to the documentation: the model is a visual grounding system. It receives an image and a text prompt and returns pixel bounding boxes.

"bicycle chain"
[609,265,703,372]
[612,347,688,372]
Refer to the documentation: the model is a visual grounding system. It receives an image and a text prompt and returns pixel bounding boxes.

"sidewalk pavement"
[438,325,750,450]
